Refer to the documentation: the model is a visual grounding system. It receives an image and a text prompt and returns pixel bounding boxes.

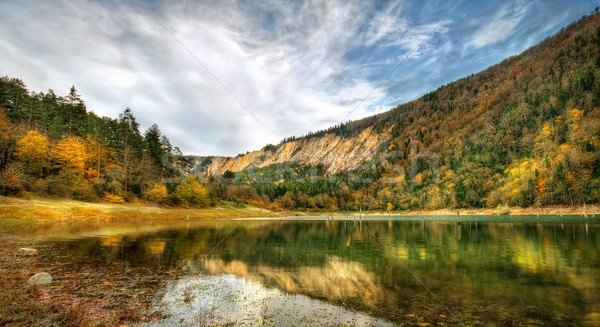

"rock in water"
[18,248,38,256]
[28,272,52,286]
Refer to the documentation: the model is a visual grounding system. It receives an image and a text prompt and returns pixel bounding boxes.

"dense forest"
[2,12,600,212]
[0,81,214,206]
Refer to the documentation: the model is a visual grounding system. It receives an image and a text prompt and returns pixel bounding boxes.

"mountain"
[188,12,600,210]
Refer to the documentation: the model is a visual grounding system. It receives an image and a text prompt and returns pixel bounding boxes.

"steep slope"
[192,12,600,180]
[185,12,600,210]
[188,125,392,176]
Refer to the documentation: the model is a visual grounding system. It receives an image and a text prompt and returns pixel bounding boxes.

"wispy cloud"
[0,0,595,156]
[468,0,532,48]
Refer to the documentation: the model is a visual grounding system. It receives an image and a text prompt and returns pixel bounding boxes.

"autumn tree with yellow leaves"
[51,136,86,175]
[174,175,210,207]
[15,130,49,176]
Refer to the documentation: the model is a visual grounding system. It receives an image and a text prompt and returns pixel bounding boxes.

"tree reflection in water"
[31,218,600,326]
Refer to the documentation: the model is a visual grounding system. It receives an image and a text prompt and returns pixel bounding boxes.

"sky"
[0,0,597,156]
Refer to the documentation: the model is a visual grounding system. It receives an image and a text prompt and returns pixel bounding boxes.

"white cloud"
[0,0,452,156]
[468,0,532,49]
[472,18,521,48]
[4,0,586,157]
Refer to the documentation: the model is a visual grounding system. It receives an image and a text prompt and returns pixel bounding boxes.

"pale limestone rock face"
[189,125,393,177]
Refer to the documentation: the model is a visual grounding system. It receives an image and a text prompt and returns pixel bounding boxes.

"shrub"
[72,182,99,202]
[103,192,125,204]
[0,166,24,196]
[494,204,511,215]
[144,184,168,203]
[174,175,210,207]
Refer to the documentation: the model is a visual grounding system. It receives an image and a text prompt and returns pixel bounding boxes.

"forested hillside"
[0,81,212,205]
[190,12,600,211]
[2,12,600,212]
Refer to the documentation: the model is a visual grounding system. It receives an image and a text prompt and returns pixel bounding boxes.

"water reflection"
[16,218,600,325]
[146,274,394,327]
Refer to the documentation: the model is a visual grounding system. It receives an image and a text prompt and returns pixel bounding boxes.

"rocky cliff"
[187,124,393,177]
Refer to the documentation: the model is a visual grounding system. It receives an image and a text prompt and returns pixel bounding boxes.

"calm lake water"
[7,216,600,326]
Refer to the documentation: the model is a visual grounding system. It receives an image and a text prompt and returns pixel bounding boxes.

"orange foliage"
[569,108,583,131]
[84,167,99,184]
[16,130,49,161]
[386,202,394,211]
[103,192,125,204]
[415,172,423,185]
[537,178,547,194]
[144,184,168,203]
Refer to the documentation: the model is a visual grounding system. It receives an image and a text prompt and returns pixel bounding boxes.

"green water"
[10,217,600,326]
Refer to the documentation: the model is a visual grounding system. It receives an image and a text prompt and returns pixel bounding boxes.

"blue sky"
[0,0,596,156]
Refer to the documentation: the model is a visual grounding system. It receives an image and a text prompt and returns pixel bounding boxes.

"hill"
[186,12,600,211]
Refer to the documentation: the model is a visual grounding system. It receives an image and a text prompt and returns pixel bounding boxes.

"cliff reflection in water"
[49,219,600,325]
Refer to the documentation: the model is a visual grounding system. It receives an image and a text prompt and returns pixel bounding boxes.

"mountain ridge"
[188,12,600,186]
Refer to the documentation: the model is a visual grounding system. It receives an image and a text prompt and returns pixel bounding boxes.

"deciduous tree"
[51,136,86,175]
[174,175,210,207]
[15,130,48,176]
[145,183,168,203]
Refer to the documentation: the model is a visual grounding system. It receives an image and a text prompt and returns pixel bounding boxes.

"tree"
[144,123,164,167]
[143,123,174,179]
[569,108,584,141]
[85,134,112,179]
[386,202,394,211]
[547,162,569,204]
[118,107,143,193]
[0,77,29,122]
[132,153,159,195]
[15,130,49,176]
[64,86,87,135]
[51,136,86,175]
[174,175,210,207]
[0,108,11,169]
[100,164,125,196]
[84,167,99,184]
[144,183,168,203]
[497,158,539,207]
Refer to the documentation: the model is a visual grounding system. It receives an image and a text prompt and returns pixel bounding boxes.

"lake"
[5,216,600,326]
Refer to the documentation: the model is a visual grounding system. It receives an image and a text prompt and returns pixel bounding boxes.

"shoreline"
[361,205,600,217]
[1,195,598,224]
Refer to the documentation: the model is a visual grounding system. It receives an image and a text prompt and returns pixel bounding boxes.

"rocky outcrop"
[188,125,392,177]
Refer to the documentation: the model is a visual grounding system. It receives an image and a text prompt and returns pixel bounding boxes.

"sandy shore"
[397,205,600,216]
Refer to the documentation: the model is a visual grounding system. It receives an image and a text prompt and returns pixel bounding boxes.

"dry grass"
[2,195,595,224]
[0,195,279,223]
